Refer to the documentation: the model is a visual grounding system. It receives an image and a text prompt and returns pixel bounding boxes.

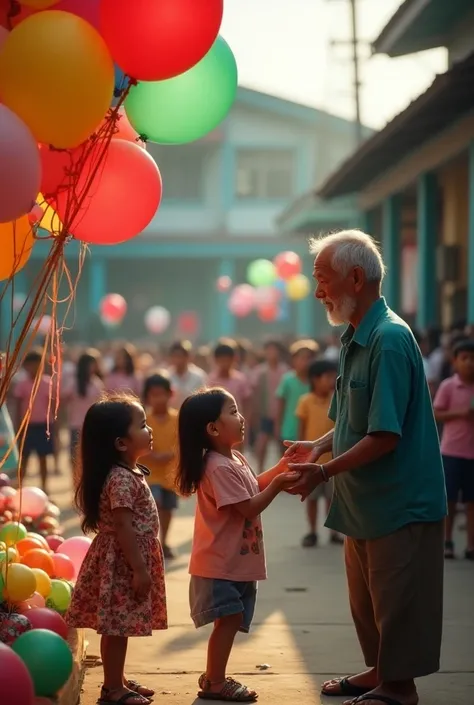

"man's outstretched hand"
[283,439,321,464]
[280,440,325,501]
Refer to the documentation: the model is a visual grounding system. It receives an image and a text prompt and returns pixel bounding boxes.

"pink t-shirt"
[189,450,266,582]
[13,374,54,424]
[207,370,252,411]
[105,371,141,397]
[61,375,105,429]
[433,374,474,459]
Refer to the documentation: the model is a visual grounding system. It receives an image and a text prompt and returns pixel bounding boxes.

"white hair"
[309,229,386,282]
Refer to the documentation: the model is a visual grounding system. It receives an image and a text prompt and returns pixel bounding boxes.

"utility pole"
[327,0,367,146]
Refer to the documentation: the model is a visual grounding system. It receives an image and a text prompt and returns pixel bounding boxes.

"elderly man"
[286,230,447,705]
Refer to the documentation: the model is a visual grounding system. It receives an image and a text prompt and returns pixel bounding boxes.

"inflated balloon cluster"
[0,0,236,271]
[0,477,92,703]
[224,251,312,322]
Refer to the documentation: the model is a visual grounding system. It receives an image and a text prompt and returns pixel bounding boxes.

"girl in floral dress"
[176,388,300,702]
[67,392,167,705]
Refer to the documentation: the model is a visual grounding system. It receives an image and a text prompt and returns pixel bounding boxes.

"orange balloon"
[16,537,45,557]
[26,532,49,549]
[21,548,55,576]
[0,217,34,283]
[52,553,75,581]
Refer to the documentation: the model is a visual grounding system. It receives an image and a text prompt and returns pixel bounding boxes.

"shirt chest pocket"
[348,379,369,434]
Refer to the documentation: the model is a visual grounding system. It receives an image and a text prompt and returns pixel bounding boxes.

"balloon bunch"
[0,0,236,430]
[0,480,93,702]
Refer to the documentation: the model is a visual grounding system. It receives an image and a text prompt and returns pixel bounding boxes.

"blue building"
[6,88,365,345]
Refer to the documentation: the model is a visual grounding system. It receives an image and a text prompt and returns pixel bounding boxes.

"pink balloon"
[254,286,281,308]
[55,139,162,245]
[177,311,199,336]
[216,275,232,292]
[0,105,41,223]
[0,642,35,705]
[52,553,75,581]
[27,592,46,609]
[55,0,99,30]
[46,534,65,552]
[100,293,127,322]
[273,251,302,280]
[0,485,17,505]
[228,285,255,318]
[11,487,48,520]
[59,536,92,576]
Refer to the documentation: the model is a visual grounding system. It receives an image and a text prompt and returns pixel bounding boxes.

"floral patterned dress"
[67,465,167,636]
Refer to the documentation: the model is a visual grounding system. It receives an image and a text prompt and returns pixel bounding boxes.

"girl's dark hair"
[176,387,229,496]
[74,392,139,534]
[76,351,101,398]
[143,371,172,400]
[113,345,136,376]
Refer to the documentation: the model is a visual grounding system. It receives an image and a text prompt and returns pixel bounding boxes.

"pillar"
[88,257,107,315]
[361,209,374,235]
[382,194,401,311]
[0,269,28,351]
[468,141,474,324]
[296,258,314,337]
[417,172,437,329]
[217,259,236,337]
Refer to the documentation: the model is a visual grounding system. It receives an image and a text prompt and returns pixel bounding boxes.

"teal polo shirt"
[325,297,447,540]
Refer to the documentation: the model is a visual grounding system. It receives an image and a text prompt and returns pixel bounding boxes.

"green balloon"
[0,521,27,545]
[247,259,277,287]
[125,36,238,145]
[46,579,71,612]
[12,628,73,697]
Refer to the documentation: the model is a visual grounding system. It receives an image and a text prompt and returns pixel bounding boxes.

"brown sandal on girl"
[126,679,155,699]
[197,673,258,702]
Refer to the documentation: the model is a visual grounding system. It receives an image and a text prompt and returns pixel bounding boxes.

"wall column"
[0,269,28,351]
[382,194,401,311]
[361,209,374,234]
[88,257,107,316]
[468,142,474,324]
[417,172,437,329]
[296,258,314,337]
[217,259,236,337]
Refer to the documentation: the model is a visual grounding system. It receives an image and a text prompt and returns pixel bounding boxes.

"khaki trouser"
[345,520,444,681]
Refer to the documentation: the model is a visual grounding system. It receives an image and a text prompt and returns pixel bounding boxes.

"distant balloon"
[216,275,232,293]
[144,306,170,335]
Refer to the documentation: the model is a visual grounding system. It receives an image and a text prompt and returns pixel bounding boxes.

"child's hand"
[274,470,302,489]
[132,567,151,601]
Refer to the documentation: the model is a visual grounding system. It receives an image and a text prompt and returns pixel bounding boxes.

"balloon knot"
[139,134,148,143]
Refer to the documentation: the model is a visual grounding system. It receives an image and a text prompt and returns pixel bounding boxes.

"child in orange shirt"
[143,372,179,560]
[296,360,342,547]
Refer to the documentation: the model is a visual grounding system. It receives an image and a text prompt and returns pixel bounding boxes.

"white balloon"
[144,306,170,334]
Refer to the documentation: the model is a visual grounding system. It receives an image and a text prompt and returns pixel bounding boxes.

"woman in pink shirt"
[61,350,104,466]
[105,344,141,397]
[176,387,301,702]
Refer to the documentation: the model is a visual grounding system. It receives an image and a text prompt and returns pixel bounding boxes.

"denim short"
[23,423,54,458]
[149,484,179,510]
[260,417,275,435]
[443,455,474,503]
[189,576,257,633]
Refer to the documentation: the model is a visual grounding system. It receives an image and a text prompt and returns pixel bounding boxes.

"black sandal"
[349,694,406,705]
[321,676,372,697]
[126,680,155,700]
[99,686,150,705]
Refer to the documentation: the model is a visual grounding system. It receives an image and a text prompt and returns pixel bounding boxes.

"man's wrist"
[318,464,329,482]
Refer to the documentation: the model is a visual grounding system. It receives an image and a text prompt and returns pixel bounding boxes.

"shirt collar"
[341,297,388,348]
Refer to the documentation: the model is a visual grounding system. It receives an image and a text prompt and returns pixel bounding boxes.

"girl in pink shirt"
[61,350,105,466]
[105,345,142,397]
[176,387,301,702]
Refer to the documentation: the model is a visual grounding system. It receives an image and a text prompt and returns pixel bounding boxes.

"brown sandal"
[126,680,155,699]
[99,687,150,705]
[197,673,258,702]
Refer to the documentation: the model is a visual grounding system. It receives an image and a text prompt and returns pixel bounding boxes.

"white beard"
[324,296,356,326]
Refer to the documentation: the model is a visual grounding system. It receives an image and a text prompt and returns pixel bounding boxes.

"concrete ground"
[40,454,474,705]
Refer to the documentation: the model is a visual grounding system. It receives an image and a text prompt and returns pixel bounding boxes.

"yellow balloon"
[286,274,311,301]
[0,11,114,149]
[31,567,52,598]
[0,217,34,283]
[37,193,62,235]
[2,563,36,602]
[21,0,59,8]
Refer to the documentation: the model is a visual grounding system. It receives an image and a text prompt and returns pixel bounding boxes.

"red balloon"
[100,293,127,321]
[39,143,85,200]
[258,304,279,323]
[45,534,65,552]
[0,642,35,705]
[55,0,99,30]
[26,607,69,640]
[55,139,162,245]
[177,311,199,336]
[110,108,145,149]
[100,0,223,81]
[274,251,302,280]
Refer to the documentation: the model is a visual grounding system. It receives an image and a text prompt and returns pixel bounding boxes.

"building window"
[148,144,208,201]
[235,149,295,199]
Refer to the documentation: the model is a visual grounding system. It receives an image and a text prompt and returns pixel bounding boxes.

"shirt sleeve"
[106,469,139,511]
[367,349,412,436]
[207,463,254,509]
[433,379,452,410]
